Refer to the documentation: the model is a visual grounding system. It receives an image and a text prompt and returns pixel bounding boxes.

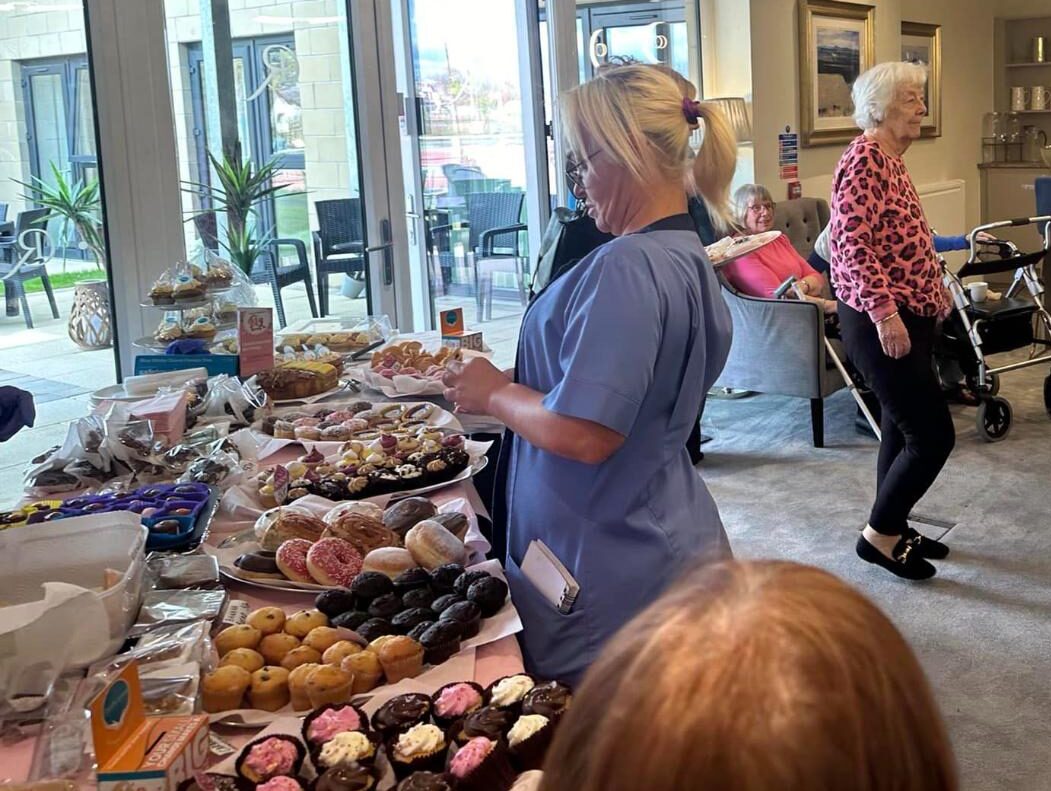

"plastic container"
[0,512,147,679]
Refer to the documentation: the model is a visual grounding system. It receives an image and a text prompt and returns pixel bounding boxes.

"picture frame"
[901,20,942,138]
[797,0,876,146]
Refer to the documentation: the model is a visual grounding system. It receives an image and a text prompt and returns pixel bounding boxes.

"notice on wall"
[778,130,799,180]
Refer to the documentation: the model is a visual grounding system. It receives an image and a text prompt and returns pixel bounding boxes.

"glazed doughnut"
[275,538,314,583]
[293,417,321,428]
[307,537,364,587]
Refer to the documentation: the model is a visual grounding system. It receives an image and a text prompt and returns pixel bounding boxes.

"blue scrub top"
[504,217,734,684]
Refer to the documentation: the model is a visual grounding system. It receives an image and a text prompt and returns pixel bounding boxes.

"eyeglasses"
[565,149,603,191]
[747,202,775,214]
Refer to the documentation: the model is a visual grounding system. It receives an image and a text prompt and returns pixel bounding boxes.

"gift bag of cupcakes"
[205,674,571,790]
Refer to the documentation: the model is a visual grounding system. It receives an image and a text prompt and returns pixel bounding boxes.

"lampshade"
[708,97,752,143]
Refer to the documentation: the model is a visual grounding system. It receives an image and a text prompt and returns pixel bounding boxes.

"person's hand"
[975,231,996,242]
[822,299,838,314]
[442,357,510,414]
[876,313,911,359]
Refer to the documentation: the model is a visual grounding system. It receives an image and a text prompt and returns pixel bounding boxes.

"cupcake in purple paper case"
[396,773,456,791]
[430,681,485,729]
[388,723,448,780]
[485,674,536,716]
[447,736,516,791]
[302,702,369,749]
[234,734,305,784]
[315,729,380,771]
[506,713,554,772]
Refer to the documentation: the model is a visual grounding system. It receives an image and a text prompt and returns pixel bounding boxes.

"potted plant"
[17,163,107,271]
[183,153,295,275]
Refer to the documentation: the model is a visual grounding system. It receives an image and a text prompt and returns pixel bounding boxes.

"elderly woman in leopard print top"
[829,61,955,581]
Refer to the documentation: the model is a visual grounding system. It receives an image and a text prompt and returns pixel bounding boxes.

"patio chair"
[192,211,316,328]
[0,208,58,329]
[312,198,365,317]
[429,191,526,322]
[0,202,8,223]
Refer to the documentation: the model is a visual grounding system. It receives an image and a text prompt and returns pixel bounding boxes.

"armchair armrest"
[429,223,457,252]
[480,223,527,256]
[270,237,309,268]
[714,285,838,399]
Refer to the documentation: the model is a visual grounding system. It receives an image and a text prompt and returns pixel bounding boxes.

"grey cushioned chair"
[713,197,844,447]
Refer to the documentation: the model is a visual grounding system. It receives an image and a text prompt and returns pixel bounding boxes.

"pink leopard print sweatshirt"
[829,134,950,322]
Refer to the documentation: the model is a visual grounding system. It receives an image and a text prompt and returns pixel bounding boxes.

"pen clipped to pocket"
[521,540,580,615]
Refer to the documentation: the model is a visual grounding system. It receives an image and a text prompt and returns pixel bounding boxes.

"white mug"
[1031,86,1051,111]
[1012,86,1027,111]
[969,281,989,303]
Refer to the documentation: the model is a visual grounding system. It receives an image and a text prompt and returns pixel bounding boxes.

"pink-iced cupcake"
[302,702,370,747]
[430,681,485,729]
[257,777,305,791]
[447,736,515,791]
[234,734,305,784]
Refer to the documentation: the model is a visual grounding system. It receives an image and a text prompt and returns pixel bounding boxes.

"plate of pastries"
[254,360,345,402]
[254,401,451,444]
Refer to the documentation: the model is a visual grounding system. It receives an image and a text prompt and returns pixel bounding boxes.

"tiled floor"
[0,280,524,509]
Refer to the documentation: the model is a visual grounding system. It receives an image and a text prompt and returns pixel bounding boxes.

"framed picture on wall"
[901,21,942,138]
[797,0,876,146]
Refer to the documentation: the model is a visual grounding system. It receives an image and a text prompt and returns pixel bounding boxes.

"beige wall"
[748,0,997,232]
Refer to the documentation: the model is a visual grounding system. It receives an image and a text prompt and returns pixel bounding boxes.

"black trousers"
[837,303,955,536]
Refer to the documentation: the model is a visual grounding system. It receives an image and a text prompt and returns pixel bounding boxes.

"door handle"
[364,218,395,286]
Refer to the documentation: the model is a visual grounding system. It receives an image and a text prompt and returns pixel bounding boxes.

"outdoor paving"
[0,278,523,509]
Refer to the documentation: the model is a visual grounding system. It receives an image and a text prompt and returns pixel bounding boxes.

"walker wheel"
[1044,375,1051,418]
[967,372,1000,396]
[976,397,1012,442]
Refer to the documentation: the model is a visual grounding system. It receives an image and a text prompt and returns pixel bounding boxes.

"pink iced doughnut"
[275,538,314,583]
[293,417,321,428]
[306,537,363,587]
[342,418,369,432]
[326,410,357,422]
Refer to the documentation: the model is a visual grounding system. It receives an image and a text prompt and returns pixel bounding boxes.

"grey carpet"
[700,348,1051,790]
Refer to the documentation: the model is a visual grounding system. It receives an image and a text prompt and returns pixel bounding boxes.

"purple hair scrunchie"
[681,97,702,125]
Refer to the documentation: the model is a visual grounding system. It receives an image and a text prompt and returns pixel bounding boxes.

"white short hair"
[851,61,928,131]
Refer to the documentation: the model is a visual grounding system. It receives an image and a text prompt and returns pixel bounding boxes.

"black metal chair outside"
[192,212,317,328]
[312,198,365,317]
[0,202,9,223]
[0,208,58,328]
[429,191,527,322]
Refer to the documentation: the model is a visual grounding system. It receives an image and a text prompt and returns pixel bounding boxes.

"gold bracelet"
[875,311,899,326]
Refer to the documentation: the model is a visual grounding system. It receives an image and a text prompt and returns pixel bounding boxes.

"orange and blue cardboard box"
[90,660,209,791]
[439,307,484,352]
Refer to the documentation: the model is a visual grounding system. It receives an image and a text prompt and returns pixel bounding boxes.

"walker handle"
[774,276,797,299]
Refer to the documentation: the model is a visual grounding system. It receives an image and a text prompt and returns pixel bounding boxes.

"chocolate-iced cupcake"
[452,706,514,746]
[371,693,432,740]
[453,570,490,596]
[430,681,485,729]
[466,577,508,618]
[406,620,436,643]
[418,621,462,665]
[430,594,464,615]
[485,674,536,716]
[438,601,481,639]
[428,563,465,594]
[392,607,435,634]
[396,772,456,791]
[521,680,573,721]
[314,765,377,791]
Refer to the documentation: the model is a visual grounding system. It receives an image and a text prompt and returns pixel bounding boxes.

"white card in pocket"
[521,540,580,615]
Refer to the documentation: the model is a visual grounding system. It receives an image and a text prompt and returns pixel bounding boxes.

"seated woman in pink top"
[721,184,836,315]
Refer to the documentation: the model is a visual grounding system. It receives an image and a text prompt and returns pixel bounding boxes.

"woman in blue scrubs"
[443,65,737,684]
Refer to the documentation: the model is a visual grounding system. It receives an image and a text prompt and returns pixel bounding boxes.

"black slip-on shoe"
[904,526,950,560]
[856,535,936,580]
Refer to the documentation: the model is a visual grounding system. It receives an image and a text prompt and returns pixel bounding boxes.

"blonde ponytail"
[691,102,738,235]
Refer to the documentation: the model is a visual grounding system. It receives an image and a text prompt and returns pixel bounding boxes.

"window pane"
[606,23,658,64]
[74,67,96,156]
[29,73,69,184]
[263,43,304,158]
[233,57,253,161]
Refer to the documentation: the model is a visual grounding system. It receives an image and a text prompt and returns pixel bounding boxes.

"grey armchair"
[713,196,844,447]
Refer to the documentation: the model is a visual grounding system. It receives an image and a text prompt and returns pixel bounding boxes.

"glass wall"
[164,0,367,327]
[0,0,116,504]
